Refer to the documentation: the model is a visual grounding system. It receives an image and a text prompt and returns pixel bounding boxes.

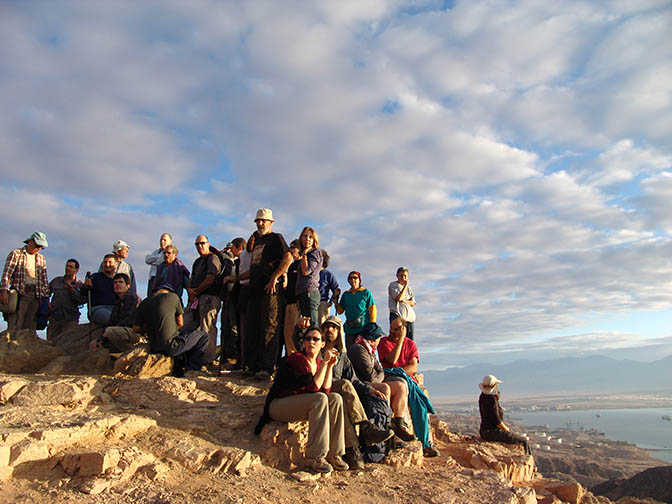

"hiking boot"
[423,443,440,457]
[326,454,349,471]
[306,457,333,474]
[359,421,395,446]
[342,447,365,470]
[254,370,272,381]
[388,437,408,450]
[392,417,415,442]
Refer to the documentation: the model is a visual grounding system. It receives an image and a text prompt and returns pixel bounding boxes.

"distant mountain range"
[423,354,672,399]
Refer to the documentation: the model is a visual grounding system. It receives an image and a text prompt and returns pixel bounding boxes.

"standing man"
[82,254,118,325]
[145,233,172,295]
[219,237,246,368]
[100,240,137,294]
[187,234,222,367]
[152,245,190,302]
[134,284,209,376]
[388,266,416,340]
[1,231,50,333]
[245,208,292,380]
[47,258,86,341]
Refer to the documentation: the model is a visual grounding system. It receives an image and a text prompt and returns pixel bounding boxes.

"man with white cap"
[245,208,292,380]
[99,239,137,294]
[1,231,50,333]
[478,374,531,455]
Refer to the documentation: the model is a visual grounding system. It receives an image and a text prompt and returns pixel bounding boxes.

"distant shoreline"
[432,391,672,412]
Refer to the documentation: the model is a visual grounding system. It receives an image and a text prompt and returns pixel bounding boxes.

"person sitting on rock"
[133,283,209,376]
[319,315,394,469]
[99,240,137,294]
[47,258,86,342]
[90,273,142,353]
[255,326,349,474]
[378,317,439,457]
[347,322,416,445]
[81,254,118,325]
[478,375,531,455]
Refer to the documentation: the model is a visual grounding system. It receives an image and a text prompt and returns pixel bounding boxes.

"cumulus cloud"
[1,0,671,367]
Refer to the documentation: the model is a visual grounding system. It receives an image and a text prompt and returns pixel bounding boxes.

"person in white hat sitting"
[478,375,531,455]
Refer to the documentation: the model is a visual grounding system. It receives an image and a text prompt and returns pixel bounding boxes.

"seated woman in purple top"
[295,227,323,326]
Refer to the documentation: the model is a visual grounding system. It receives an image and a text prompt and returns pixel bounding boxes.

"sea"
[512,407,672,463]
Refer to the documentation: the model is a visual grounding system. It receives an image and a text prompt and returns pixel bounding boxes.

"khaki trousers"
[197,294,221,364]
[269,392,345,459]
[7,290,39,333]
[331,379,367,449]
[103,326,145,352]
[318,300,330,326]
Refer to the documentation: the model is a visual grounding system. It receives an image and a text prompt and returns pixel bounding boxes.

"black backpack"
[360,392,393,463]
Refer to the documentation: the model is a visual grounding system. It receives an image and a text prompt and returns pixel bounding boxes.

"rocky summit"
[0,329,664,504]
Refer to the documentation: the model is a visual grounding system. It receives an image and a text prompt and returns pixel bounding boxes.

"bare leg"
[387,380,408,417]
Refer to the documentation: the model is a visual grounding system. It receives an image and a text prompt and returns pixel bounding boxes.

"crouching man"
[134,283,209,375]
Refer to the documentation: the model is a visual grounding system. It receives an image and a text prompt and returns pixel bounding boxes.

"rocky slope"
[591,466,672,504]
[0,328,665,504]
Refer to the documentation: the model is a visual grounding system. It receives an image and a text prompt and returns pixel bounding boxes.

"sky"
[1,0,672,370]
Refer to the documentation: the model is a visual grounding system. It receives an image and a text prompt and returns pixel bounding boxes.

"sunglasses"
[304,336,322,342]
[195,241,208,246]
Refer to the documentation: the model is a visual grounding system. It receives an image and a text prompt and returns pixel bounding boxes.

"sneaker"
[342,447,365,470]
[359,421,395,446]
[326,454,349,471]
[306,457,333,474]
[392,417,415,442]
[423,443,440,457]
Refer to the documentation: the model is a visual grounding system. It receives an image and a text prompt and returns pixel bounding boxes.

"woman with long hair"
[295,227,322,326]
[255,326,349,473]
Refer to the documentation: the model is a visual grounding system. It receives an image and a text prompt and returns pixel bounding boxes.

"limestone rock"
[211,447,259,475]
[113,345,174,377]
[0,329,66,373]
[0,376,28,403]
[258,421,309,470]
[443,439,536,484]
[49,323,105,356]
[383,440,423,467]
[535,479,586,504]
[59,449,121,476]
[39,348,113,376]
[79,477,111,494]
[10,377,97,407]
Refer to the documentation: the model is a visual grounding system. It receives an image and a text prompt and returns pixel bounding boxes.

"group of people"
[1,218,531,473]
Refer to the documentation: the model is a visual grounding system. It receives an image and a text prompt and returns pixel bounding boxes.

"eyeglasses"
[348,276,358,280]
[304,336,322,342]
[195,241,208,246]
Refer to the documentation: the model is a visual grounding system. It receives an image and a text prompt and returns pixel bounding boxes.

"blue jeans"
[299,289,320,326]
[90,305,114,325]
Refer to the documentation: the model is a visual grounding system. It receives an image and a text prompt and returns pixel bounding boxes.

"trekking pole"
[86,272,92,342]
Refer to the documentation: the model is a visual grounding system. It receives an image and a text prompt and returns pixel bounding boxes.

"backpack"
[359,392,392,463]
[209,247,233,300]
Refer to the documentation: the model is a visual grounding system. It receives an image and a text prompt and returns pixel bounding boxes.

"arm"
[402,356,418,376]
[145,249,164,266]
[176,313,184,329]
[394,282,409,302]
[188,273,215,296]
[0,250,18,303]
[368,303,377,323]
[264,251,293,295]
[381,336,405,368]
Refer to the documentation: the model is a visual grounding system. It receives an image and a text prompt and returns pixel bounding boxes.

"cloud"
[1,1,671,368]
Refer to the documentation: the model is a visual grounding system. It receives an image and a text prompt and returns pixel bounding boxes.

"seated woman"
[255,326,349,473]
[478,375,531,455]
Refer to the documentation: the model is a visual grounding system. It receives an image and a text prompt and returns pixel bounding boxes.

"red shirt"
[377,336,419,382]
[286,352,331,394]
